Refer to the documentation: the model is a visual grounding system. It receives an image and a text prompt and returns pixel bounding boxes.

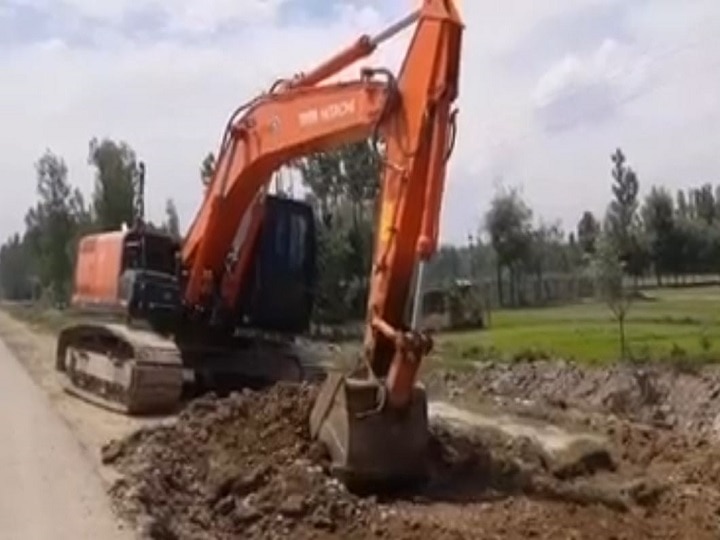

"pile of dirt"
[433,359,720,437]
[105,383,456,540]
[421,398,720,539]
[103,373,720,540]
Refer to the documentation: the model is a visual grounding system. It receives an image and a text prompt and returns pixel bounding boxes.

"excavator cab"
[236,195,316,334]
[69,229,181,326]
[119,229,182,329]
[108,195,316,337]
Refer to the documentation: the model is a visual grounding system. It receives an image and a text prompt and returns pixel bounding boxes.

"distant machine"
[420,279,486,332]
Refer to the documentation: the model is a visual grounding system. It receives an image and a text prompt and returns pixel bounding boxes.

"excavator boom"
[56,0,464,490]
[180,0,463,487]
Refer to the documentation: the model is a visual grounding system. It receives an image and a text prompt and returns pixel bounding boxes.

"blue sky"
[1,0,719,245]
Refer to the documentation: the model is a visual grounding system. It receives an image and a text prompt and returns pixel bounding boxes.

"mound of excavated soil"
[434,359,720,437]
[104,362,720,540]
[105,383,455,540]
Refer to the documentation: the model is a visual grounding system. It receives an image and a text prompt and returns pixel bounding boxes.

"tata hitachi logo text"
[298,99,356,128]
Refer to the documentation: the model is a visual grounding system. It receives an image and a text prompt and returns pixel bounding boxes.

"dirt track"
[3,309,720,539]
[0,336,132,539]
[0,311,157,476]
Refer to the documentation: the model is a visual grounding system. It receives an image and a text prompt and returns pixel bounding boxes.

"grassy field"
[4,285,720,368]
[435,286,720,365]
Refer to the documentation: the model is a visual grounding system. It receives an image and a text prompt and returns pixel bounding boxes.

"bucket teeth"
[310,373,429,492]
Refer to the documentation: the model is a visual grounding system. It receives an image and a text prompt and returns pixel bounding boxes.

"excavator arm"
[181,79,391,304]
[182,0,463,487]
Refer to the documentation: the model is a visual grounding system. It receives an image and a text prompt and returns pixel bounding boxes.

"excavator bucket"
[309,372,429,492]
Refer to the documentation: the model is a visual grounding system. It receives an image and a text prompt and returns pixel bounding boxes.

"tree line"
[0,136,380,326]
[0,138,180,304]
[2,138,718,325]
[425,148,720,309]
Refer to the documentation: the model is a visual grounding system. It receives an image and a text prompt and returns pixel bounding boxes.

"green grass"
[434,286,720,365]
[0,302,77,334]
[4,286,720,367]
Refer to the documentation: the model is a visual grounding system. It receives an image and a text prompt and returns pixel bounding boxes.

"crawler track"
[56,323,185,415]
[55,321,329,416]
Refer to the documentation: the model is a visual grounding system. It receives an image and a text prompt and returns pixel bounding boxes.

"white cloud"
[160,0,288,34]
[532,38,650,132]
[1,0,720,246]
[7,0,289,31]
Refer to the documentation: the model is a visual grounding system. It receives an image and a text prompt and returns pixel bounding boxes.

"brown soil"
[4,307,720,539]
[106,383,456,540]
[106,360,720,540]
[430,358,720,437]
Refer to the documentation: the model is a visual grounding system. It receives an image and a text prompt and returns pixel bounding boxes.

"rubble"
[108,384,451,539]
[106,362,720,539]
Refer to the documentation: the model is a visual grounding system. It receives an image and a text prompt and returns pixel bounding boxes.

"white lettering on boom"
[298,99,356,128]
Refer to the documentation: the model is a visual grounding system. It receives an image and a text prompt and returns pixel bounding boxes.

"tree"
[577,211,600,255]
[566,231,584,270]
[605,148,640,256]
[687,188,697,219]
[676,190,689,220]
[313,225,353,323]
[200,152,216,186]
[695,183,715,225]
[24,150,87,302]
[88,137,141,231]
[338,141,381,225]
[641,187,675,284]
[525,221,565,303]
[0,234,34,300]
[605,148,648,280]
[163,199,181,239]
[296,151,345,224]
[623,229,651,281]
[484,187,533,307]
[425,245,462,286]
[592,234,633,360]
[295,140,381,323]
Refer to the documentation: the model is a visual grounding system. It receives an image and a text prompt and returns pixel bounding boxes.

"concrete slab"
[428,400,613,476]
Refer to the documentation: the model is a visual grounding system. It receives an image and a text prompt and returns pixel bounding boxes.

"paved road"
[0,340,133,540]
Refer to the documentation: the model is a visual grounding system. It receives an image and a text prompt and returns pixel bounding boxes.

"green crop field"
[434,286,720,366]
[4,285,720,368]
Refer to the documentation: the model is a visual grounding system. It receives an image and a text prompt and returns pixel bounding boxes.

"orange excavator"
[56,0,463,487]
